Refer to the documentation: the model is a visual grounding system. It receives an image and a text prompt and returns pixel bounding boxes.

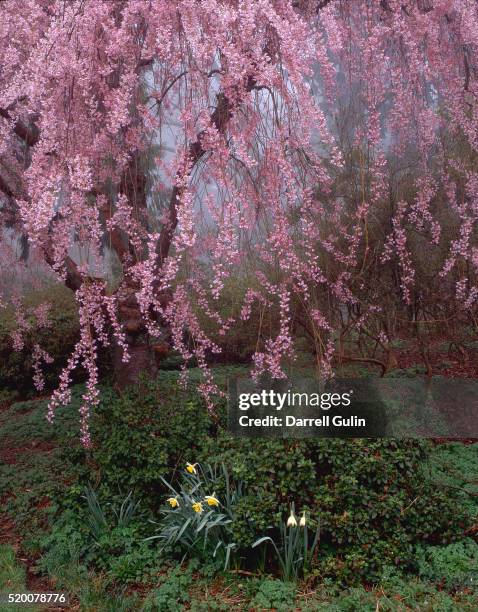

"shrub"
[70,375,218,505]
[0,285,80,395]
[197,435,473,582]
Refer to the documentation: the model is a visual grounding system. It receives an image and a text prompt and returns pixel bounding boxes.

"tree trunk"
[113,337,158,389]
[113,283,170,389]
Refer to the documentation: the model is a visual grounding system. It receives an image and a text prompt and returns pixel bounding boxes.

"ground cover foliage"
[1,367,478,610]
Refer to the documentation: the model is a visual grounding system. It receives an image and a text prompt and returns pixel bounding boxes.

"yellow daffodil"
[299,512,306,527]
[287,512,297,527]
[204,495,220,507]
[186,462,198,474]
[167,497,179,508]
[192,501,203,513]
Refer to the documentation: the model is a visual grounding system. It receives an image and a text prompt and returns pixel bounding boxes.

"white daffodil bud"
[299,512,306,527]
[287,512,298,527]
